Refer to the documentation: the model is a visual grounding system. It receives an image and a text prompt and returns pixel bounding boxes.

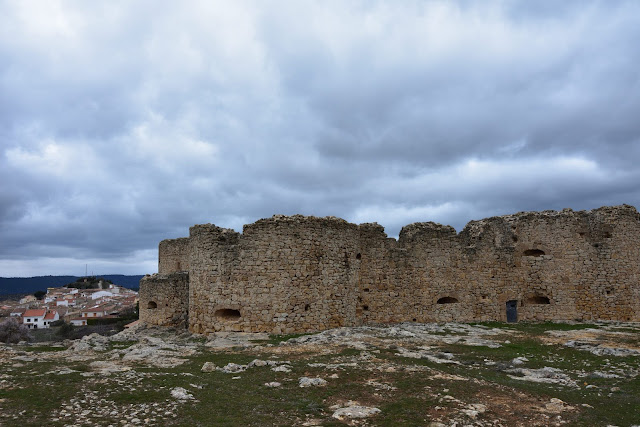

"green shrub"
[56,322,75,339]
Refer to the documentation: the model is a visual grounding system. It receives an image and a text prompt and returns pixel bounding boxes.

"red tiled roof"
[44,311,58,320]
[23,309,46,317]
[82,306,106,312]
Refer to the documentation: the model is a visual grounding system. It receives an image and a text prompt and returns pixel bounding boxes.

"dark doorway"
[506,300,518,323]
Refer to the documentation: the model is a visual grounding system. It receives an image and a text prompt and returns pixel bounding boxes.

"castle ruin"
[139,205,640,334]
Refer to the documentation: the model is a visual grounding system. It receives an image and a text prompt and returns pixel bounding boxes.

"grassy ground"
[0,322,639,426]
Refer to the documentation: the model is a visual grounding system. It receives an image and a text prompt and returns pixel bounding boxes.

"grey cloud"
[1,1,640,275]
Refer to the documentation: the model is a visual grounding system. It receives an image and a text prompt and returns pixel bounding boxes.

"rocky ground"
[0,321,639,426]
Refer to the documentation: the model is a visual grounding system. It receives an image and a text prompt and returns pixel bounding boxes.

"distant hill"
[0,275,145,295]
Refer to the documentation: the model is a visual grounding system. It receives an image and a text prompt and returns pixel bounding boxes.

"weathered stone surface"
[264,382,281,388]
[140,205,640,333]
[139,272,189,328]
[299,377,327,387]
[170,387,194,400]
[332,404,381,420]
[505,367,577,387]
[201,362,216,372]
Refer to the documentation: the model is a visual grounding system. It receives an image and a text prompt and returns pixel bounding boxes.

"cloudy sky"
[1,1,640,277]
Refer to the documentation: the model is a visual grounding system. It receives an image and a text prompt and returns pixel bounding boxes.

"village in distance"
[0,276,139,341]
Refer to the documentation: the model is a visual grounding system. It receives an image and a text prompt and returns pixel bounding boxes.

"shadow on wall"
[215,308,241,321]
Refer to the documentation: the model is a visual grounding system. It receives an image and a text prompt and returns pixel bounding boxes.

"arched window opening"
[356,253,362,260]
[437,297,459,304]
[523,249,545,257]
[215,308,241,321]
[147,301,157,309]
[527,295,550,304]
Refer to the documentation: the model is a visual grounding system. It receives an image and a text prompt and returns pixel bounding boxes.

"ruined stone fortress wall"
[158,238,190,274]
[139,272,189,327]
[139,205,640,334]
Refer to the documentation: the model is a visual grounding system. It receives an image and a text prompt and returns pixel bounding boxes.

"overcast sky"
[1,1,640,277]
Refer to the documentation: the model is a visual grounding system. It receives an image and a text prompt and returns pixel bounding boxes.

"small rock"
[461,403,486,419]
[265,382,281,387]
[332,405,381,420]
[272,365,291,373]
[170,387,194,400]
[201,362,217,372]
[299,377,327,387]
[219,363,246,373]
[545,398,574,413]
[511,356,529,365]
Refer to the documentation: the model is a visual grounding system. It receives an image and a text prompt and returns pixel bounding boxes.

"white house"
[91,290,114,300]
[81,306,107,318]
[19,295,37,304]
[10,308,26,317]
[22,309,59,329]
[22,309,46,329]
[43,310,59,327]
[70,317,87,326]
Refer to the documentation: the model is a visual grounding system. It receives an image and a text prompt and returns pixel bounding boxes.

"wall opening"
[527,295,550,304]
[215,308,241,321]
[356,253,362,260]
[506,300,518,322]
[523,249,545,257]
[304,304,310,311]
[147,301,157,309]
[437,297,459,304]
[363,305,369,311]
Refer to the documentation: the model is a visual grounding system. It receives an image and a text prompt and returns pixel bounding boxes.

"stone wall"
[187,216,362,334]
[138,272,189,327]
[158,238,190,274]
[139,205,640,333]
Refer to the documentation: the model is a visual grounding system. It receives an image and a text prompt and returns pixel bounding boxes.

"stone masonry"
[139,205,640,334]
